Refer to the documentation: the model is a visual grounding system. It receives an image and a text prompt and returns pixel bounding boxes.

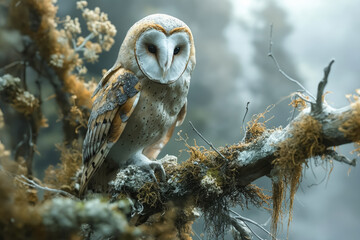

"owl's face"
[135,28,191,84]
[118,14,195,85]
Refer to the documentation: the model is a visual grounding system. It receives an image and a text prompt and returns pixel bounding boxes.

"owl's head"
[118,14,196,84]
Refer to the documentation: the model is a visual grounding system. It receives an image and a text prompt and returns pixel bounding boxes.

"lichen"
[42,198,137,238]
[0,74,41,116]
[200,175,223,196]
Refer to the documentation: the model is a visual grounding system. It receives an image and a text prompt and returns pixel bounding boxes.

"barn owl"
[80,14,196,196]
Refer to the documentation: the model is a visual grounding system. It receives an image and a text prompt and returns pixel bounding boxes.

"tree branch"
[110,100,359,203]
[108,62,359,237]
[311,59,335,113]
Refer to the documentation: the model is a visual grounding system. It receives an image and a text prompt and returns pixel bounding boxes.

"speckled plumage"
[80,14,195,196]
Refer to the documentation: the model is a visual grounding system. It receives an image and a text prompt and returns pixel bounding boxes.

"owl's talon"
[141,162,166,183]
[130,152,166,183]
[149,162,166,182]
[149,170,158,183]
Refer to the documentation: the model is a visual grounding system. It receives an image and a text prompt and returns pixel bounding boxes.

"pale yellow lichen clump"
[0,74,40,116]
[49,54,64,68]
[63,16,81,35]
[56,1,117,72]
[201,175,223,196]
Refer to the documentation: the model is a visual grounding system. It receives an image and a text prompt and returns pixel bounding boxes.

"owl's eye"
[147,44,157,54]
[173,46,181,55]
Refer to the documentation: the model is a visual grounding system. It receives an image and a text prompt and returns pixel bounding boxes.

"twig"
[17,175,78,199]
[229,216,254,240]
[242,220,264,240]
[230,209,278,240]
[312,59,335,113]
[189,121,227,161]
[74,32,96,52]
[242,101,250,134]
[307,170,327,188]
[293,92,313,104]
[324,149,356,166]
[268,24,315,101]
[0,61,23,73]
[193,230,203,240]
[289,92,313,121]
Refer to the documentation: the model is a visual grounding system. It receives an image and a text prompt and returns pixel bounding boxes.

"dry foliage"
[44,140,82,195]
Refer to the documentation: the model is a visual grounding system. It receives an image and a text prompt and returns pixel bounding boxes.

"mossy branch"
[110,98,359,204]
[108,61,359,238]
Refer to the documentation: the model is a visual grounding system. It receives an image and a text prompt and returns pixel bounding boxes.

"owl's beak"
[162,68,168,79]
[158,43,173,83]
[161,56,171,79]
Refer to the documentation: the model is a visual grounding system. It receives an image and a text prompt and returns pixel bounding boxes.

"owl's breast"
[109,76,189,163]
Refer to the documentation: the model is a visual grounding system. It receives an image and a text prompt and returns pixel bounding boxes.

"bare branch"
[311,59,335,113]
[17,175,78,199]
[189,121,227,161]
[324,149,356,166]
[229,209,278,240]
[74,32,96,52]
[293,92,313,104]
[230,216,255,240]
[268,24,315,101]
[0,61,23,73]
[242,101,250,134]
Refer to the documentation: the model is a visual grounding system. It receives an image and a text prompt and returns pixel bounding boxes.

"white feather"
[135,29,191,84]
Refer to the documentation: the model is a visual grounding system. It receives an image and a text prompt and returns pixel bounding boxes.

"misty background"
[1,0,359,239]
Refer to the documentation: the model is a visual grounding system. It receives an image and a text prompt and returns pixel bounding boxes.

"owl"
[79,14,196,196]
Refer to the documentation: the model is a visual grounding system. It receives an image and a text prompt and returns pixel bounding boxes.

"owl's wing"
[143,101,187,159]
[80,66,141,197]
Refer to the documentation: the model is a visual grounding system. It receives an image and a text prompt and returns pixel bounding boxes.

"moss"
[271,115,326,235]
[289,96,307,111]
[168,133,270,237]
[137,182,162,208]
[271,180,284,235]
[141,202,195,240]
[245,105,274,142]
[0,158,45,239]
[339,96,360,155]
[44,140,82,196]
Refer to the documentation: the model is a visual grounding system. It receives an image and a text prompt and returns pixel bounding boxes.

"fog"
[37,0,360,238]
